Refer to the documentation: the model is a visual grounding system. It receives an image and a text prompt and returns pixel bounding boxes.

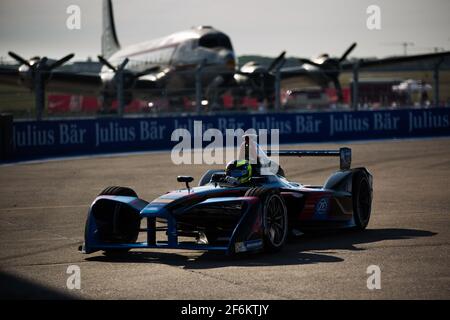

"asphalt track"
[0,138,449,299]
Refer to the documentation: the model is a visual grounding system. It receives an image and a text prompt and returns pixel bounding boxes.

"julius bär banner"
[10,108,450,160]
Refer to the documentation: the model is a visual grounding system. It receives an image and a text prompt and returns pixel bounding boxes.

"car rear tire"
[97,186,140,256]
[245,187,288,252]
[352,172,372,230]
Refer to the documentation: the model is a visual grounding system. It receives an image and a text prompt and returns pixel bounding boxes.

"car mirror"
[177,176,194,190]
[177,176,194,183]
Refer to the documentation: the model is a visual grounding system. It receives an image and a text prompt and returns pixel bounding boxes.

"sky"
[0,0,449,62]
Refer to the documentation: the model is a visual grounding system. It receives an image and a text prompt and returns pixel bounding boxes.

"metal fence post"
[35,73,45,121]
[0,114,13,160]
[352,60,360,111]
[274,60,285,111]
[115,58,129,117]
[196,59,206,113]
[116,72,124,116]
[433,58,444,107]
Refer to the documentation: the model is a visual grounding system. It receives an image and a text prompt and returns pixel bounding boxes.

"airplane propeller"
[8,51,32,67]
[297,58,322,67]
[97,55,160,115]
[339,42,357,63]
[8,51,75,120]
[267,51,287,73]
[235,51,287,107]
[97,55,117,72]
[297,43,357,103]
[9,51,75,73]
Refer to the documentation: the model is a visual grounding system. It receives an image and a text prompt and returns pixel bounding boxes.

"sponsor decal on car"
[315,197,329,215]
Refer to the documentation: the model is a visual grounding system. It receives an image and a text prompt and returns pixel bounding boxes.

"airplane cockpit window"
[198,34,233,50]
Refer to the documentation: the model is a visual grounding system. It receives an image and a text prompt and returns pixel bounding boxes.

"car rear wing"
[267,147,352,170]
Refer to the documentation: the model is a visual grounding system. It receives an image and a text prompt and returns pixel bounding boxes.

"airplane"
[280,46,450,105]
[1,0,449,118]
[0,0,288,117]
[0,0,243,118]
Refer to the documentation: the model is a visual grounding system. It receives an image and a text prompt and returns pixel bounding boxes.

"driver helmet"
[225,160,252,185]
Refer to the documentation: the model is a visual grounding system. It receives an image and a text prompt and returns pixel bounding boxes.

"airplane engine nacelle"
[17,64,34,88]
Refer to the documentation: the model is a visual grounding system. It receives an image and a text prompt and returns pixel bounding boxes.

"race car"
[80,134,372,256]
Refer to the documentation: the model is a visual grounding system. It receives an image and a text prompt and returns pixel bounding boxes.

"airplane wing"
[279,66,322,78]
[278,66,325,87]
[46,71,103,95]
[0,63,167,101]
[341,51,450,71]
[129,68,173,99]
[0,67,104,96]
[48,72,163,99]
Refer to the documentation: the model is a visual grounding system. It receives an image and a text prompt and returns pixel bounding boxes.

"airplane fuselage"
[100,26,237,95]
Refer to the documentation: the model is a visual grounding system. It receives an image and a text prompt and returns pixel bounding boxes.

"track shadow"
[85,228,436,269]
[0,271,75,300]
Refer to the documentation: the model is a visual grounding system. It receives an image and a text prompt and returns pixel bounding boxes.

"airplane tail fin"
[102,0,121,58]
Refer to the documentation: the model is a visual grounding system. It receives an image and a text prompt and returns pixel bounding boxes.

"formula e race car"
[80,135,373,256]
